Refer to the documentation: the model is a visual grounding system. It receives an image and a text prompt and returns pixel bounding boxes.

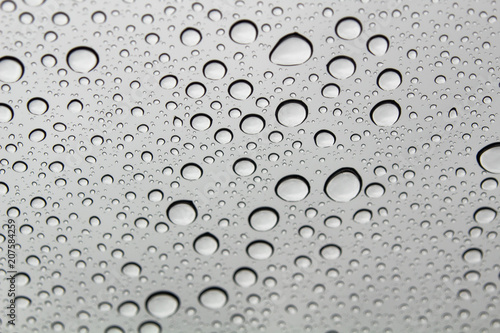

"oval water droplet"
[234,267,257,287]
[365,183,385,198]
[353,209,372,224]
[240,114,265,134]
[230,20,258,44]
[275,175,310,202]
[276,100,308,127]
[228,80,253,100]
[249,207,279,231]
[320,244,342,260]
[462,248,483,264]
[27,98,49,115]
[186,82,206,98]
[367,35,389,56]
[159,75,178,89]
[148,189,164,202]
[0,56,24,82]
[190,113,212,131]
[233,158,256,176]
[314,130,336,148]
[247,240,274,260]
[321,84,340,98]
[167,201,197,226]
[67,47,99,73]
[335,17,362,40]
[370,100,401,126]
[269,33,313,66]
[324,168,362,202]
[477,143,500,173]
[180,28,202,46]
[474,207,497,224]
[203,60,227,80]
[121,262,142,277]
[0,103,13,122]
[327,56,356,79]
[145,292,180,318]
[181,163,203,180]
[68,99,83,113]
[199,287,228,309]
[193,233,219,256]
[377,69,402,91]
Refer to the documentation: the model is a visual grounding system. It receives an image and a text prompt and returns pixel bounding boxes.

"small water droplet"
[193,233,219,256]
[234,267,257,287]
[180,28,202,46]
[276,100,308,127]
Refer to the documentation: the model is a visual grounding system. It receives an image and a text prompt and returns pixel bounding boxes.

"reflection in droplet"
[370,100,401,126]
[327,56,356,79]
[462,248,483,264]
[199,287,228,309]
[246,241,274,261]
[230,20,258,44]
[324,168,362,202]
[193,233,219,256]
[67,47,99,73]
[0,56,24,82]
[477,143,500,173]
[335,17,362,40]
[320,244,342,260]
[180,28,202,46]
[377,69,402,91]
[269,33,313,66]
[145,292,180,318]
[275,175,310,202]
[203,60,227,80]
[314,130,336,148]
[276,100,308,127]
[228,80,253,100]
[234,267,257,287]
[0,103,14,122]
[249,207,279,231]
[167,201,197,226]
[474,207,497,224]
[233,158,257,177]
[367,35,389,56]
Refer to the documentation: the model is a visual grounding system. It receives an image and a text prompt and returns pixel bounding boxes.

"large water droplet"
[321,84,340,98]
[353,209,372,224]
[160,75,178,89]
[314,130,336,148]
[249,207,279,231]
[193,233,219,256]
[462,248,483,264]
[377,69,402,91]
[234,267,257,287]
[276,100,308,127]
[199,287,228,309]
[190,113,212,131]
[477,143,500,173]
[145,292,180,318]
[29,129,46,142]
[327,56,356,79]
[0,56,24,82]
[320,244,342,260]
[186,82,206,98]
[233,158,256,176]
[27,98,49,115]
[167,201,197,226]
[203,60,227,80]
[67,47,99,73]
[367,35,389,56]
[269,33,313,66]
[473,207,497,224]
[370,100,401,126]
[230,20,257,44]
[228,80,253,100]
[181,163,203,180]
[324,168,362,202]
[121,262,142,277]
[335,17,362,40]
[0,103,13,122]
[275,175,310,202]
[247,240,274,260]
[180,28,202,46]
[240,114,265,134]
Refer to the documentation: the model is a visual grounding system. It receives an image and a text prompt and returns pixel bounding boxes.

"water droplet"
[138,322,161,333]
[193,233,219,255]
[249,207,279,231]
[233,158,257,176]
[365,183,385,198]
[275,175,310,202]
[367,35,389,56]
[247,240,274,260]
[477,143,500,173]
[481,178,498,190]
[324,216,342,228]
[121,262,142,277]
[321,84,340,98]
[180,28,202,46]
[327,56,356,79]
[159,75,178,89]
[27,98,49,115]
[230,20,258,44]
[314,130,336,148]
[0,103,13,122]
[203,60,227,80]
[324,168,362,202]
[28,129,46,142]
[0,56,24,82]
[240,114,265,134]
[269,33,313,66]
[214,129,233,144]
[462,248,483,264]
[474,207,497,224]
[353,209,372,224]
[335,17,362,40]
[67,47,99,73]
[190,113,212,131]
[68,99,83,113]
[167,201,197,226]
[186,82,206,98]
[320,244,342,260]
[181,163,203,180]
[30,197,47,209]
[145,292,180,318]
[276,100,308,127]
[370,100,401,126]
[118,301,139,317]
[234,267,257,287]
[148,189,164,202]
[228,80,253,100]
[199,287,228,309]
[377,69,402,91]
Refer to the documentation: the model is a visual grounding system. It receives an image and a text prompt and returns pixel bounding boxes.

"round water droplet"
[320,244,342,260]
[181,163,203,180]
[0,103,13,122]
[367,35,389,56]
[118,301,139,317]
[314,130,336,148]
[30,197,47,209]
[335,17,362,40]
[28,129,46,142]
[186,82,206,98]
[190,113,212,131]
[276,100,308,128]
[321,84,340,98]
[0,56,24,83]
[27,98,49,115]
[138,322,161,333]
[159,75,178,89]
[148,189,164,202]
[377,69,402,91]
[462,248,483,264]
[353,209,372,224]
[233,158,256,176]
[146,292,180,318]
[324,216,342,228]
[327,56,356,79]
[121,262,142,277]
[370,100,401,126]
[230,20,258,44]
[249,207,279,231]
[228,80,253,100]
[215,129,233,144]
[481,178,498,190]
[203,60,227,80]
[68,99,83,113]
[193,233,219,256]
[0,182,8,195]
[247,240,274,260]
[269,33,313,66]
[477,143,500,173]
[199,287,228,309]
[167,201,197,226]
[474,207,497,224]
[240,114,265,134]
[67,47,99,73]
[180,28,202,46]
[275,175,310,202]
[324,168,362,202]
[234,267,257,287]
[365,183,385,198]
